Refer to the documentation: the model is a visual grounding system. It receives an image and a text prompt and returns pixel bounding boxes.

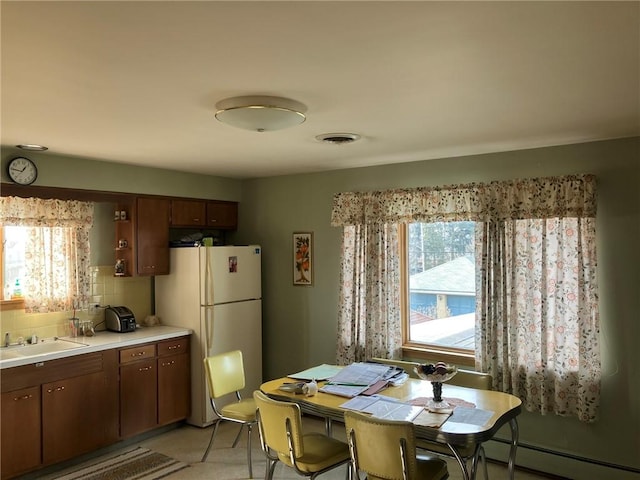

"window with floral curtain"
[331,174,600,422]
[1,196,94,313]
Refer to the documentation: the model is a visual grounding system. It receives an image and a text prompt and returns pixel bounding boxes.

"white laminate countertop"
[0,325,192,369]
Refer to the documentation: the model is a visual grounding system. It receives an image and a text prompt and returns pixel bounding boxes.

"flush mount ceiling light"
[215,95,307,132]
[315,133,361,145]
[16,144,48,151]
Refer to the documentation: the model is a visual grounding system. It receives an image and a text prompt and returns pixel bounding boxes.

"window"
[0,196,94,313]
[2,226,27,301]
[404,221,476,353]
[332,174,600,421]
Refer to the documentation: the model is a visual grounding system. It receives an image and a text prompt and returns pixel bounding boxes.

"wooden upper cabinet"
[171,199,206,227]
[171,199,237,230]
[136,197,170,276]
[207,201,238,229]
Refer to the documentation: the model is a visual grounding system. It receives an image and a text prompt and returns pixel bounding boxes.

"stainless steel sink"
[0,338,88,360]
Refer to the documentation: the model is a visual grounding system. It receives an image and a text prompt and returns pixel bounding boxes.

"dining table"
[260,374,522,480]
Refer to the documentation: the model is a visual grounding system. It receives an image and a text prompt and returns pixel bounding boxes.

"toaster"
[105,306,137,333]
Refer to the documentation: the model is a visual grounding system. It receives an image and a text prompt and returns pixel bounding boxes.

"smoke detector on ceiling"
[315,133,361,145]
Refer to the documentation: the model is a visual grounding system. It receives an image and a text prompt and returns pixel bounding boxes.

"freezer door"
[200,246,261,305]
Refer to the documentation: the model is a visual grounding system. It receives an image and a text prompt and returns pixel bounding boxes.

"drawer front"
[157,337,189,357]
[1,352,107,393]
[119,344,156,364]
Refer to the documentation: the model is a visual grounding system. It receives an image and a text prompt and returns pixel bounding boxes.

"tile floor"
[66,416,561,480]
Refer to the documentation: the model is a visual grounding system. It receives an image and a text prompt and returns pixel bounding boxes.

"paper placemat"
[413,409,452,428]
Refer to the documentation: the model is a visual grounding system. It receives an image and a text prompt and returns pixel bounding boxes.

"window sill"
[1,299,25,311]
[401,344,476,368]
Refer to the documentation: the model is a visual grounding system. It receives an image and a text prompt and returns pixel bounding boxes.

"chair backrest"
[449,369,492,390]
[370,358,421,378]
[203,350,246,399]
[344,410,417,480]
[254,390,305,459]
[370,357,493,389]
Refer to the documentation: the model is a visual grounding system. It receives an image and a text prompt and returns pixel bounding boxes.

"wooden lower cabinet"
[119,336,190,439]
[158,341,190,425]
[0,350,119,480]
[120,358,158,437]
[1,386,41,479]
[42,371,114,464]
[0,336,189,479]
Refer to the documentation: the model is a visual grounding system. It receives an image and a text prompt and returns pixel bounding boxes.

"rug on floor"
[52,446,189,480]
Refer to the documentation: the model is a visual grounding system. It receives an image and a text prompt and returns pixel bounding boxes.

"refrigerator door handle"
[204,246,215,307]
[203,305,214,354]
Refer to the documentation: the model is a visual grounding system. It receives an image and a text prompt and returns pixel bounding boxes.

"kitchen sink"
[0,338,88,360]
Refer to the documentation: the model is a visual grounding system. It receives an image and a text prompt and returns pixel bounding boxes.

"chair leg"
[246,424,253,478]
[231,423,244,448]
[201,420,221,462]
[266,457,278,480]
[479,446,488,480]
[470,445,488,480]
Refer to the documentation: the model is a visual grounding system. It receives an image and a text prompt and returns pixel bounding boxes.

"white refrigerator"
[155,245,262,427]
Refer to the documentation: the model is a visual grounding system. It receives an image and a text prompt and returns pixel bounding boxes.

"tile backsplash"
[0,266,152,341]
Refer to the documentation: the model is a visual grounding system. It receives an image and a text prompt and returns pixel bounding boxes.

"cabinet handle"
[168,344,180,350]
[192,218,200,222]
[139,366,153,372]
[14,394,33,401]
[131,351,146,357]
[210,219,217,223]
[161,360,176,367]
[46,386,65,394]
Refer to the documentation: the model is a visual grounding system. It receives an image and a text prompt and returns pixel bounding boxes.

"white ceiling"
[2,1,638,180]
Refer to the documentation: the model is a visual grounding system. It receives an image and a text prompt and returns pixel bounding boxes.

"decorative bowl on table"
[414,362,458,411]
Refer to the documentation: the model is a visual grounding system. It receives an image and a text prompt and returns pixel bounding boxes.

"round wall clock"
[7,157,38,185]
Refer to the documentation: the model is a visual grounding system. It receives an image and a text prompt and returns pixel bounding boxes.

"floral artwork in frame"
[293,232,313,286]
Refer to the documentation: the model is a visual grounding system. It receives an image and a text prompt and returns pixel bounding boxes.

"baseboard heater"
[489,437,640,476]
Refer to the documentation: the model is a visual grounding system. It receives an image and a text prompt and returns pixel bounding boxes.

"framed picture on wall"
[293,232,313,286]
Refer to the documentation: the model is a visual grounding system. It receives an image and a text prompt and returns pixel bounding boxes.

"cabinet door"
[42,372,111,465]
[206,201,238,230]
[1,386,41,479]
[120,358,158,438]
[158,353,190,425]
[171,199,206,227]
[136,197,170,275]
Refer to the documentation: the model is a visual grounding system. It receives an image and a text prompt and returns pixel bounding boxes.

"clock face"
[7,157,38,185]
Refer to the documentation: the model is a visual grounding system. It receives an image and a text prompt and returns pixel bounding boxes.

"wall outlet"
[89,303,100,315]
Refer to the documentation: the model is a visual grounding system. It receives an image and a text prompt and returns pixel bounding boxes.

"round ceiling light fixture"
[315,133,361,145]
[215,95,307,132]
[16,144,48,151]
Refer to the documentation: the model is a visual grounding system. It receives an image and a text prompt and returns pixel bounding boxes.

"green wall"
[238,137,640,479]
[2,137,639,478]
[0,149,243,201]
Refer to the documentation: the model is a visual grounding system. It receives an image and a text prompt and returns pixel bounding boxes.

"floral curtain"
[331,174,600,421]
[1,196,94,313]
[335,224,402,364]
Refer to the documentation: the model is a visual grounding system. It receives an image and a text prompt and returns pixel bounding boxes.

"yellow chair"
[253,390,351,480]
[344,410,449,480]
[370,358,492,480]
[202,350,257,478]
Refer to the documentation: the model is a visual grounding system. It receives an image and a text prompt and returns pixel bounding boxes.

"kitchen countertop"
[0,325,192,369]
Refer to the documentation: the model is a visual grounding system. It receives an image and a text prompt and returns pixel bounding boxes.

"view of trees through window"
[406,221,476,350]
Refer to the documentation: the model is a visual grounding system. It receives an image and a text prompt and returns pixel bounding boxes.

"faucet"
[4,333,9,348]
